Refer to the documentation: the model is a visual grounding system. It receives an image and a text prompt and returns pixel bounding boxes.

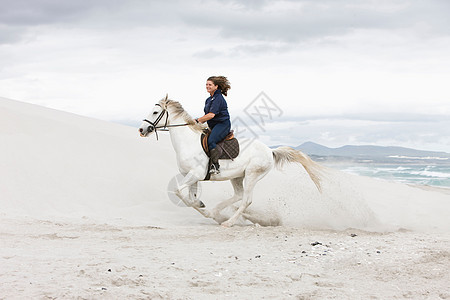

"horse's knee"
[175,187,187,199]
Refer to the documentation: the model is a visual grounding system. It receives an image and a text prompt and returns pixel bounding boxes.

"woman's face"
[206,80,218,95]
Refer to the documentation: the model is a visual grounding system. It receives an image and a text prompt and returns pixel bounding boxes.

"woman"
[195,76,231,174]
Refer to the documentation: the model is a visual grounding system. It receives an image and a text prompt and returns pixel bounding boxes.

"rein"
[142,104,190,140]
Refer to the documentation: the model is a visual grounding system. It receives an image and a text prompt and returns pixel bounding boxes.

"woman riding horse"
[139,94,322,227]
[195,76,231,175]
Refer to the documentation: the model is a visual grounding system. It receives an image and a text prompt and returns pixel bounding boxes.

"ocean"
[328,163,450,188]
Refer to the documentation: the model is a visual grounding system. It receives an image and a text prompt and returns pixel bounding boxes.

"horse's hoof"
[213,215,228,224]
[199,201,205,208]
[221,221,233,228]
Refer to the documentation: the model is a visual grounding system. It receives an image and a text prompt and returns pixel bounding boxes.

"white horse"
[139,96,322,227]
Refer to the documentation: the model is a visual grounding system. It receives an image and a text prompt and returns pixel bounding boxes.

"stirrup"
[209,163,220,175]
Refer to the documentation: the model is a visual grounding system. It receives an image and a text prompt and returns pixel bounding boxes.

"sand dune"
[1,97,449,299]
[0,96,200,226]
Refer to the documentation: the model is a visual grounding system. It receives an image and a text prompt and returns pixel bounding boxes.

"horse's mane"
[159,98,206,132]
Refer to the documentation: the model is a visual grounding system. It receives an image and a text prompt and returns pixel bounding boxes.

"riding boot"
[209,148,220,174]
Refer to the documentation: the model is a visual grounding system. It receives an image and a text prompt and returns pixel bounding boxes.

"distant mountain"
[289,141,450,164]
[295,142,335,156]
[295,141,450,158]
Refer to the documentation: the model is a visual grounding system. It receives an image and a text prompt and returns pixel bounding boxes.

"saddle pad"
[201,133,240,160]
[218,138,239,160]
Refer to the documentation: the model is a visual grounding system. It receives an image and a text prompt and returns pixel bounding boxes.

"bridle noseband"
[142,103,189,140]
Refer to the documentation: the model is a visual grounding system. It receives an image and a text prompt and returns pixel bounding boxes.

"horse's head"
[138,95,168,137]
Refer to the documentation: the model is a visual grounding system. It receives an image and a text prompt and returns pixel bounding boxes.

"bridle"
[142,104,189,140]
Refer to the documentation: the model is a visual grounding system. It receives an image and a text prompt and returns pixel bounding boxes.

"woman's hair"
[207,76,231,96]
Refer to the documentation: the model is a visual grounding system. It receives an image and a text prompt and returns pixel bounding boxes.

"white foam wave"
[388,155,449,160]
[410,170,450,178]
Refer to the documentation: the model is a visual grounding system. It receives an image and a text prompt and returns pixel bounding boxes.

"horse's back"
[229,138,274,167]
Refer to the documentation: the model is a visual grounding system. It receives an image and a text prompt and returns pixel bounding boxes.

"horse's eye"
[153,112,158,114]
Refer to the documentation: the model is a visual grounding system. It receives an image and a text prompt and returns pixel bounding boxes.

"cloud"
[192,48,223,59]
[277,113,450,123]
[0,1,94,26]
[2,0,450,60]
[0,25,25,44]
[3,1,449,42]
[182,0,450,44]
[0,0,183,44]
[1,0,450,152]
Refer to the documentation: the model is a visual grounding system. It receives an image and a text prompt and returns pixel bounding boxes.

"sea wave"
[335,164,450,188]
[388,155,449,160]
[409,170,450,178]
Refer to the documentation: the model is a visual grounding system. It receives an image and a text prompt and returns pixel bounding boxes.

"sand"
[1,217,449,299]
[1,97,449,299]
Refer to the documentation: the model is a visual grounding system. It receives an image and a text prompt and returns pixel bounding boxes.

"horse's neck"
[167,115,201,154]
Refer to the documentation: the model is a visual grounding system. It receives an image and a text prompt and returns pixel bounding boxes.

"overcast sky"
[1,0,450,152]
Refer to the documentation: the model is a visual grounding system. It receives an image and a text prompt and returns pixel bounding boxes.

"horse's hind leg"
[221,171,267,227]
[209,177,244,224]
[212,177,243,214]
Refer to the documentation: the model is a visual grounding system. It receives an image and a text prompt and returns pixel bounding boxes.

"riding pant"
[208,119,231,150]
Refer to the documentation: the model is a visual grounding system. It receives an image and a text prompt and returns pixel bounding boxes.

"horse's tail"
[272,146,322,192]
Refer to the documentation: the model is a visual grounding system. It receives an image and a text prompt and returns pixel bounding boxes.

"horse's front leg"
[175,170,211,218]
[189,182,205,208]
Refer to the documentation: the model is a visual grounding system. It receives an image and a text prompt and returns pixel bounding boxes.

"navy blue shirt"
[204,89,230,127]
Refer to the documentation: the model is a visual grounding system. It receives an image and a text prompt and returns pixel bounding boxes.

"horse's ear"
[164,94,168,101]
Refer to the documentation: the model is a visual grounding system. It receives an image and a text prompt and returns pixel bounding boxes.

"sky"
[1,0,450,152]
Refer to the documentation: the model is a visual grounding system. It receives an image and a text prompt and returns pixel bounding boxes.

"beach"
[1,217,449,299]
[1,97,449,299]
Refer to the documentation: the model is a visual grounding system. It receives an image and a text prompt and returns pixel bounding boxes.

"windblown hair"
[159,97,206,132]
[207,76,231,96]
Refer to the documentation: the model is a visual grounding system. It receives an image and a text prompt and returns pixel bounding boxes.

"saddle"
[201,129,240,160]
[201,129,240,181]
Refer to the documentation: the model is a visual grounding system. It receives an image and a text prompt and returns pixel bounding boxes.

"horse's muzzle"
[139,126,154,137]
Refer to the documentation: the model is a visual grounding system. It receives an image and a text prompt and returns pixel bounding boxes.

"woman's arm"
[196,112,215,123]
